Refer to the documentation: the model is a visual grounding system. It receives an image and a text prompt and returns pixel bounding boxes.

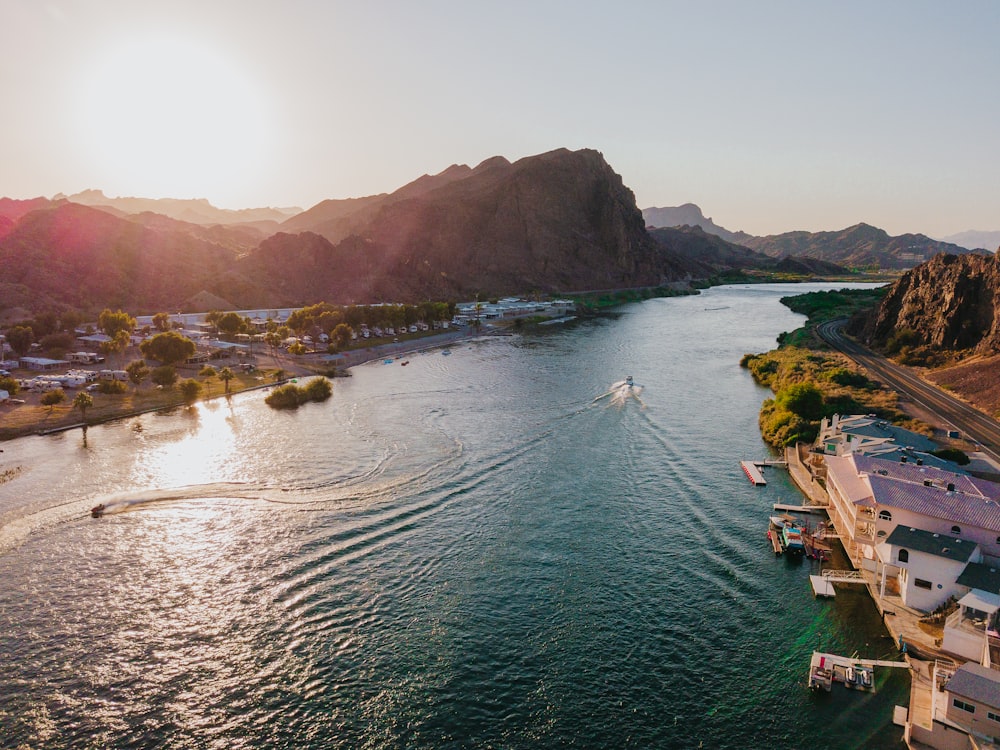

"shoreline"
[0,325,493,442]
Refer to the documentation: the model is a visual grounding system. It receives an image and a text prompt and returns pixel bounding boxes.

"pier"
[809,651,908,693]
[740,460,766,486]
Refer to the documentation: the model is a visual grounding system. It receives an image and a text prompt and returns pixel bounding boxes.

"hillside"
[854,252,1000,353]
[649,225,847,277]
[0,202,252,314]
[240,148,695,303]
[0,149,713,314]
[742,222,973,269]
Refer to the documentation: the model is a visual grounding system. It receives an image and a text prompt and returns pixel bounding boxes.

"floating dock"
[741,460,766,486]
[768,528,783,555]
[810,575,836,598]
[808,651,908,693]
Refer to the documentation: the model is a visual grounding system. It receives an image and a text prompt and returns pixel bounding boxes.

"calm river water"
[0,283,906,749]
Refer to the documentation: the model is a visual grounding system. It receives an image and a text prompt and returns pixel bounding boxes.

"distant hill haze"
[941,230,1000,253]
[643,204,983,269]
[855,252,1000,353]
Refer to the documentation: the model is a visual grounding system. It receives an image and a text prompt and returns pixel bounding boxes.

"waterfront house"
[873,526,980,613]
[824,453,1000,572]
[906,661,1000,749]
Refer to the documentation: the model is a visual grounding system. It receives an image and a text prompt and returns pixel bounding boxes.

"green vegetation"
[40,388,66,411]
[140,331,197,366]
[741,286,938,449]
[264,377,333,409]
[96,380,127,395]
[931,447,971,466]
[150,365,178,389]
[178,378,203,404]
[72,391,93,421]
[568,285,701,311]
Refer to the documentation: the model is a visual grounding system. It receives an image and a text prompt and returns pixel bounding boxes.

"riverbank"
[0,325,487,442]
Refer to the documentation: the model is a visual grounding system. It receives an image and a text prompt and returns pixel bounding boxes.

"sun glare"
[76,34,272,202]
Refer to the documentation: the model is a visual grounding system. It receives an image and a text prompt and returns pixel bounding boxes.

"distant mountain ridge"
[941,230,1000,253]
[643,203,978,269]
[642,204,746,244]
[52,189,302,227]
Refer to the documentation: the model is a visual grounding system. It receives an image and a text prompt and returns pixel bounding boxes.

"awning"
[959,590,1000,613]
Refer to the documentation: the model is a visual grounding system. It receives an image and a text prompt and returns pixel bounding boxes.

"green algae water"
[0,283,905,749]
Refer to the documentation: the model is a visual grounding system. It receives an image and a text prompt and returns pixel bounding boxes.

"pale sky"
[1,0,997,237]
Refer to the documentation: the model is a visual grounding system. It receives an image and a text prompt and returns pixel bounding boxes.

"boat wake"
[592,377,645,408]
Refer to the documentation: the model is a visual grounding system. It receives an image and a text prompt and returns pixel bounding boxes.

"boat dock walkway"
[741,460,767,486]
[772,503,825,514]
[811,651,909,671]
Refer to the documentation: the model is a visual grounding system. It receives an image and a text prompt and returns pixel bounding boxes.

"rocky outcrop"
[858,252,1000,352]
[250,148,692,302]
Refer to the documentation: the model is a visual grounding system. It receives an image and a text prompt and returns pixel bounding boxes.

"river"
[0,283,905,749]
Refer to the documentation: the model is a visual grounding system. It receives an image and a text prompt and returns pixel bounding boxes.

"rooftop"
[885,525,977,563]
[947,662,1000,708]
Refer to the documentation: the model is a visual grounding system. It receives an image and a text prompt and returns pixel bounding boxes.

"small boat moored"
[782,523,806,554]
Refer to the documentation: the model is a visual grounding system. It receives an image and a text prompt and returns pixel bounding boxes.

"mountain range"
[2,148,991,322]
[642,205,984,268]
[1,149,731,318]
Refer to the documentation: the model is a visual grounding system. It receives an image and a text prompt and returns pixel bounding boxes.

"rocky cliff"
[857,252,1000,353]
[244,148,689,303]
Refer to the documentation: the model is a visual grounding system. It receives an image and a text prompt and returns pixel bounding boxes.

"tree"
[218,366,235,394]
[150,365,178,389]
[140,331,196,367]
[126,360,150,391]
[41,388,65,411]
[178,378,202,404]
[0,375,20,396]
[199,365,217,394]
[204,310,224,333]
[152,312,172,332]
[73,391,93,421]
[6,325,34,358]
[216,312,246,337]
[332,323,353,350]
[98,309,136,339]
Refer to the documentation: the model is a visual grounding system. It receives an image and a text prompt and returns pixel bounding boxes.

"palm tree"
[73,391,93,422]
[218,366,235,395]
[199,365,217,394]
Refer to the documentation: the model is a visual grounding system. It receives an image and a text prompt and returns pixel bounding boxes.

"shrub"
[265,377,332,409]
[151,365,178,388]
[41,388,66,410]
[931,448,971,466]
[179,378,203,404]
[97,380,127,394]
[265,383,304,409]
[776,382,824,421]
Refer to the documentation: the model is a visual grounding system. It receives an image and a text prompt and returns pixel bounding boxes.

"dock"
[768,528,783,555]
[741,460,766,486]
[810,575,836,598]
[808,651,908,693]
[772,503,824,514]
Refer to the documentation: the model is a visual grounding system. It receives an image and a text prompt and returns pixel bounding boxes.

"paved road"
[817,319,1000,465]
